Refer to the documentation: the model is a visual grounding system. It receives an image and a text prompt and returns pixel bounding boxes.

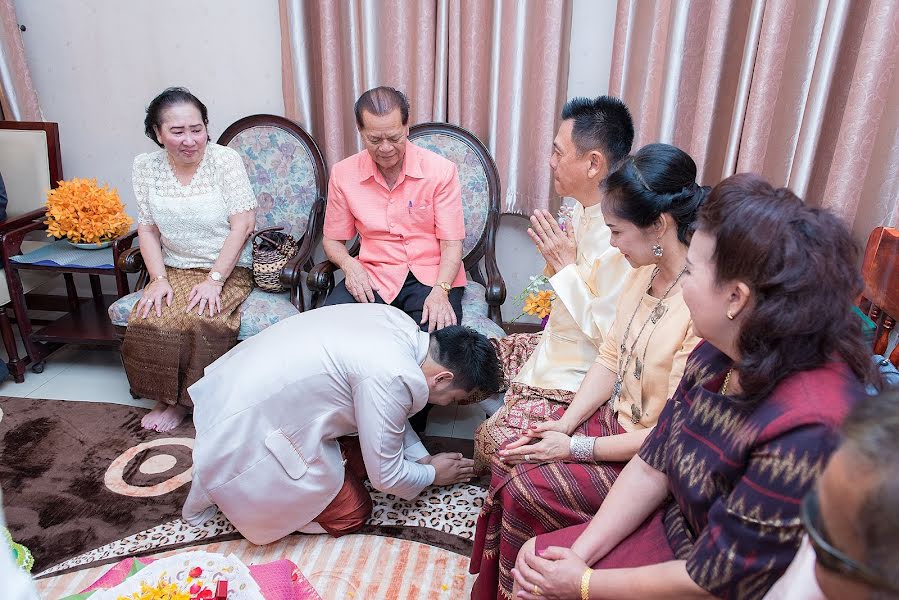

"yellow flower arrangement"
[523,289,555,319]
[45,178,133,244]
[117,578,190,600]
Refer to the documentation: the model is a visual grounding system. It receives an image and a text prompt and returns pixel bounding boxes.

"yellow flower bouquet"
[45,178,133,246]
[512,275,555,324]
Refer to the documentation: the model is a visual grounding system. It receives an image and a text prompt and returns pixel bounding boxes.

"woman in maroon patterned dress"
[509,173,877,600]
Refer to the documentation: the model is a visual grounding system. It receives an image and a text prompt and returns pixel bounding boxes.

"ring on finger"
[524,454,530,462]
[533,584,541,596]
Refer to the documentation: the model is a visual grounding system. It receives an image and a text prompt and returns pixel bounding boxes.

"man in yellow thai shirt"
[475,96,635,470]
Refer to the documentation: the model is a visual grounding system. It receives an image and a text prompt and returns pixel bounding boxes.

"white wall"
[15,0,617,321]
[15,0,283,212]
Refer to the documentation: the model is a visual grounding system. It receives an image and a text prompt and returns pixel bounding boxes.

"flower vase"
[64,239,113,250]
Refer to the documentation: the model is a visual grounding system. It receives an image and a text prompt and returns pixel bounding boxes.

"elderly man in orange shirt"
[323,86,467,430]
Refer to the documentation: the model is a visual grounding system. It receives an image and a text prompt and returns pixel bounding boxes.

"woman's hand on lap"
[137,279,174,318]
[187,279,223,316]
[500,429,572,465]
[513,546,587,600]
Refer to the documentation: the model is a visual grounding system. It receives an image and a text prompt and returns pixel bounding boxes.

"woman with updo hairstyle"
[122,87,257,432]
[471,143,706,599]
[510,173,874,600]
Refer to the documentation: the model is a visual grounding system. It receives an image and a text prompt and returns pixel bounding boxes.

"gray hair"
[840,386,899,598]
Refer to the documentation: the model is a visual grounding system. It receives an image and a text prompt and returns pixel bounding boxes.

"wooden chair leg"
[0,307,24,383]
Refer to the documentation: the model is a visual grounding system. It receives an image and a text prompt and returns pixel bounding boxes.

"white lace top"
[132,143,258,269]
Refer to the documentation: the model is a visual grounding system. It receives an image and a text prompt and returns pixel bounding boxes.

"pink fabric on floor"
[80,556,321,599]
[82,557,142,592]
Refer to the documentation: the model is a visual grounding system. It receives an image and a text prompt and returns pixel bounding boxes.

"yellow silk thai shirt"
[513,201,632,392]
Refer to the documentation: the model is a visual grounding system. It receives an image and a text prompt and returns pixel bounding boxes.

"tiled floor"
[0,345,482,439]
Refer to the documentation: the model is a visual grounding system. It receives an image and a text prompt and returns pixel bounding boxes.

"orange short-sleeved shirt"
[324,142,467,303]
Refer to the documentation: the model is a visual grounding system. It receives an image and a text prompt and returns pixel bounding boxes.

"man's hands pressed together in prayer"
[419,452,475,485]
[528,209,577,274]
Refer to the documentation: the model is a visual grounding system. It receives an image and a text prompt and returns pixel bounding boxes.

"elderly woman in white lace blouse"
[121,87,257,432]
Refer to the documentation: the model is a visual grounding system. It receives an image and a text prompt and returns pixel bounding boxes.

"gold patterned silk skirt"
[121,266,252,408]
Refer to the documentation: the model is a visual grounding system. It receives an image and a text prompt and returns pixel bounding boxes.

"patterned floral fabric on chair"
[109,288,299,340]
[226,125,320,239]
[410,133,489,258]
[462,281,506,338]
[409,124,505,337]
[110,115,327,342]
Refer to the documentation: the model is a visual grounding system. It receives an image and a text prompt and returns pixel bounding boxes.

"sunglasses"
[801,489,899,594]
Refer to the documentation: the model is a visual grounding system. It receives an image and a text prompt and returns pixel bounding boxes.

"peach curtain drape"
[0,0,41,120]
[280,0,572,214]
[610,0,899,241]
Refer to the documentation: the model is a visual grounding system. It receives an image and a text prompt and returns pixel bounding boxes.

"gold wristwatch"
[437,281,451,292]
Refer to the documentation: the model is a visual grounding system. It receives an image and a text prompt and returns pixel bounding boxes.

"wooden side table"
[0,223,134,382]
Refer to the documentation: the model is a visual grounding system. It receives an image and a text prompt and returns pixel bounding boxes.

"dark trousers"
[324,271,464,432]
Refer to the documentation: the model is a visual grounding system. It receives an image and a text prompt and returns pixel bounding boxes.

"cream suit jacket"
[182,304,435,545]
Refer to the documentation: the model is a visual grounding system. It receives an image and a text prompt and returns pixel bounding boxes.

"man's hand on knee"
[343,259,378,303]
[421,287,457,332]
[426,452,475,485]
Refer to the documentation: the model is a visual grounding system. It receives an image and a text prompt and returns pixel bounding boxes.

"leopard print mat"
[36,481,487,578]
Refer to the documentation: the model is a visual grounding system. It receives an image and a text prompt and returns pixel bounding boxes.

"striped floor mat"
[36,533,475,599]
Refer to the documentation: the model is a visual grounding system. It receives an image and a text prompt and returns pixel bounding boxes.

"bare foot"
[140,402,169,430]
[153,405,190,432]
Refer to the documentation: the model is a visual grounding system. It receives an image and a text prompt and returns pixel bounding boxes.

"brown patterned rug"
[0,397,482,575]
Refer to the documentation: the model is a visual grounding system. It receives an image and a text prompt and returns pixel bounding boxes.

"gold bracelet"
[580,567,593,600]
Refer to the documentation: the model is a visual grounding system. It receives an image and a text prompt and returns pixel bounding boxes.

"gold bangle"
[580,567,593,600]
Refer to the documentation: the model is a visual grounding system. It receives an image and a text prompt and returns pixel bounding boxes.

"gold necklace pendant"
[630,403,642,424]
[720,369,734,395]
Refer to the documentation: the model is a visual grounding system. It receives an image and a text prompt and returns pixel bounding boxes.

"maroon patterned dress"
[532,341,863,600]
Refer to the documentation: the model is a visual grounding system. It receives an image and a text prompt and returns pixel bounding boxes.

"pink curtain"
[0,0,41,120]
[610,0,899,241]
[280,0,572,214]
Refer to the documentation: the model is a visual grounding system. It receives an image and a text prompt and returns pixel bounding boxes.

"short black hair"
[429,326,502,395]
[836,386,899,592]
[354,86,410,129]
[144,87,210,147]
[604,143,708,245]
[561,95,634,166]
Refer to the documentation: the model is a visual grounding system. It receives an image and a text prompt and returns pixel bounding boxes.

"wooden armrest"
[112,229,139,255]
[483,212,506,324]
[281,197,325,289]
[117,246,145,273]
[0,208,46,234]
[307,259,339,293]
[485,257,506,306]
[0,219,49,259]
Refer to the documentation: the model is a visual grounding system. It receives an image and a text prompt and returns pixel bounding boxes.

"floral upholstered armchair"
[108,114,327,341]
[307,122,505,339]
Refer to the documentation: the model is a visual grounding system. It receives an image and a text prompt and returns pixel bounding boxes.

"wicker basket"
[252,227,299,292]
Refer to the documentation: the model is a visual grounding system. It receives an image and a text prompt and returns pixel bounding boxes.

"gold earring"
[726,310,735,320]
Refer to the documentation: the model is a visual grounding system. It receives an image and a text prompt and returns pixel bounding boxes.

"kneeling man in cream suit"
[183,303,502,545]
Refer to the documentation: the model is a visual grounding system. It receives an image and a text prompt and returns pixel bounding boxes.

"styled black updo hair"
[143,87,210,147]
[603,143,710,245]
